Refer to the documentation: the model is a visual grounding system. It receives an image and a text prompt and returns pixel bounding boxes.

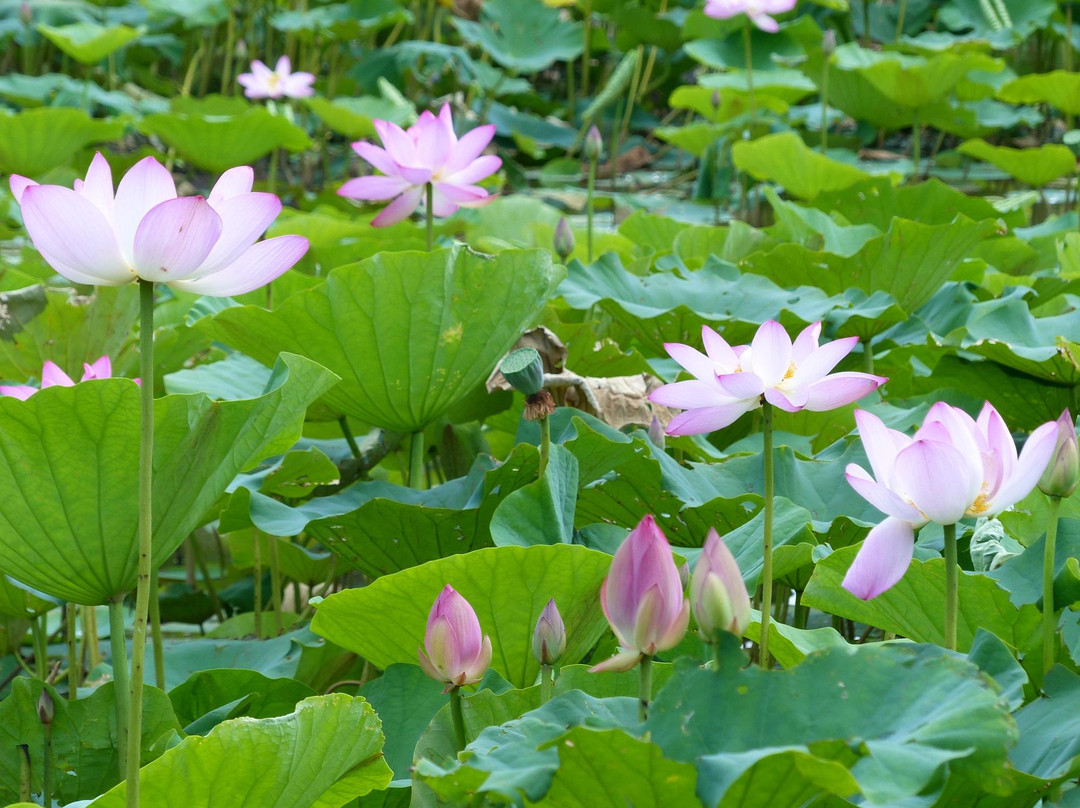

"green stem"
[820,55,830,153]
[149,569,164,691]
[41,722,52,808]
[108,598,129,780]
[581,0,592,97]
[744,21,756,126]
[760,402,774,668]
[339,416,363,461]
[586,158,596,262]
[538,416,551,478]
[84,605,101,670]
[711,641,723,670]
[18,745,30,802]
[895,0,908,39]
[540,664,553,704]
[189,535,224,623]
[425,182,434,251]
[268,149,278,195]
[253,533,263,639]
[409,431,425,489]
[126,278,156,808]
[268,535,283,635]
[863,341,874,375]
[449,687,468,752]
[66,605,80,698]
[32,615,47,680]
[638,655,653,722]
[911,110,921,179]
[943,522,958,652]
[221,7,236,94]
[1043,496,1062,674]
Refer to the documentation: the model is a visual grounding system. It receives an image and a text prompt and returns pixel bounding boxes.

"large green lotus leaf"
[226,530,335,585]
[648,643,1015,806]
[997,70,1080,115]
[939,0,1055,48]
[0,573,52,619]
[958,139,1076,187]
[490,444,578,546]
[989,521,1080,609]
[168,669,317,734]
[958,296,1080,383]
[1010,666,1080,782]
[89,694,392,808]
[921,98,1044,139]
[452,0,583,73]
[697,70,818,104]
[204,247,563,432]
[311,545,612,688]
[37,22,143,64]
[138,105,312,173]
[742,216,997,313]
[0,108,125,177]
[764,187,880,257]
[0,680,180,806]
[268,207,429,273]
[698,748,858,808]
[732,132,872,200]
[306,93,415,139]
[360,664,447,782]
[0,285,138,383]
[744,610,847,669]
[803,547,1042,652]
[0,353,337,604]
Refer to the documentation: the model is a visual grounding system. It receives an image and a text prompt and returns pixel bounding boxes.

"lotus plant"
[590,515,689,720]
[691,529,751,662]
[339,103,501,248]
[237,56,316,99]
[532,598,566,703]
[841,403,1058,650]
[0,356,128,399]
[9,152,306,808]
[650,320,884,666]
[419,585,492,750]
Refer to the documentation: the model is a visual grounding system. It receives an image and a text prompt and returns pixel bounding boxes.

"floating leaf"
[997,70,1080,116]
[732,132,872,200]
[958,139,1077,187]
[168,669,317,734]
[37,22,143,64]
[453,0,583,73]
[0,108,125,177]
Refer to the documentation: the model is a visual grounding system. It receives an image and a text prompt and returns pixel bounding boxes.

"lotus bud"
[584,125,603,162]
[822,29,837,55]
[37,690,54,727]
[710,90,722,111]
[19,2,32,25]
[1039,409,1079,499]
[532,599,566,666]
[418,585,493,693]
[691,529,751,641]
[648,415,666,450]
[589,515,690,673]
[553,217,575,261]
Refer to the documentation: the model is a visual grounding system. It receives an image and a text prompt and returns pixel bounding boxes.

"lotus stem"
[268,534,283,635]
[126,278,156,808]
[339,416,363,461]
[943,522,958,652]
[586,158,597,262]
[895,0,908,39]
[820,52,830,153]
[41,717,52,808]
[66,604,80,698]
[108,597,129,779]
[538,416,551,478]
[760,402,774,668]
[540,663,554,704]
[31,615,47,680]
[911,110,921,179]
[253,532,263,638]
[425,183,434,251]
[268,149,278,195]
[1043,495,1062,674]
[18,745,30,802]
[147,569,165,690]
[744,21,756,126]
[84,605,101,670]
[409,431,425,489]
[638,654,653,722]
[582,0,592,97]
[863,341,874,375]
[449,686,468,752]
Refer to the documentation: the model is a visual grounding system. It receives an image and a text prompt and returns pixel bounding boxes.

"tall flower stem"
[449,686,468,752]
[942,522,958,652]
[126,278,156,808]
[895,0,908,39]
[268,535,284,635]
[1043,495,1062,673]
[538,415,551,477]
[540,663,554,704]
[84,606,101,670]
[760,402,774,668]
[253,533,263,638]
[149,570,165,690]
[41,720,52,808]
[108,597,129,779]
[66,605,80,698]
[32,616,47,679]
[820,51,830,153]
[638,655,653,722]
[425,183,434,251]
[586,157,597,262]
[410,431,425,489]
[743,21,756,126]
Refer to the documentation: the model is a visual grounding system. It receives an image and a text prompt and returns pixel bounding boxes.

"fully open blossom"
[691,529,751,641]
[237,56,315,99]
[842,403,1058,599]
[590,516,689,673]
[339,104,501,227]
[418,585,492,692]
[10,154,308,296]
[649,321,886,436]
[704,0,797,32]
[0,356,130,400]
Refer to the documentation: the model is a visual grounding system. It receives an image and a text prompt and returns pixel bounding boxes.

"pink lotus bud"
[822,30,837,55]
[1039,409,1079,499]
[590,515,690,673]
[648,415,666,450]
[418,585,492,692]
[584,125,603,162]
[691,529,751,641]
[532,598,566,666]
[19,2,32,25]
[553,217,575,261]
[37,689,54,726]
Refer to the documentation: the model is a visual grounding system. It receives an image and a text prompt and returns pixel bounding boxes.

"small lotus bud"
[37,689,54,727]
[648,415,665,450]
[19,2,32,25]
[822,30,837,55]
[1039,409,1079,499]
[553,218,575,261]
[418,585,492,692]
[710,90,722,110]
[584,125,603,162]
[691,529,751,642]
[532,599,566,666]
[678,560,690,590]
[500,348,544,396]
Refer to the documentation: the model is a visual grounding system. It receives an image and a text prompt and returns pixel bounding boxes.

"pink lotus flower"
[590,516,690,673]
[9,154,308,296]
[704,0,797,33]
[842,403,1059,599]
[338,104,501,227]
[418,585,492,692]
[0,356,131,400]
[237,56,316,99]
[649,321,886,436]
[532,598,566,666]
[691,529,751,641]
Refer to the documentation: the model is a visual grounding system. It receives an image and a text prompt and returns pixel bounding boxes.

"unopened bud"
[19,2,32,25]
[501,348,544,396]
[822,30,837,55]
[584,125,603,162]
[553,217,575,261]
[532,599,566,666]
[691,529,751,642]
[37,689,54,727]
[710,90,722,110]
[648,415,665,450]
[1039,409,1079,498]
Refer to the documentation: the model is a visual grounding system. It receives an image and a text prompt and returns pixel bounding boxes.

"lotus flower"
[703,0,797,32]
[590,516,690,673]
[338,104,501,227]
[649,321,886,436]
[532,598,566,666]
[10,153,308,296]
[691,529,751,641]
[842,403,1059,599]
[237,56,316,99]
[418,585,492,692]
[0,356,130,400]
[1038,409,1079,499]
